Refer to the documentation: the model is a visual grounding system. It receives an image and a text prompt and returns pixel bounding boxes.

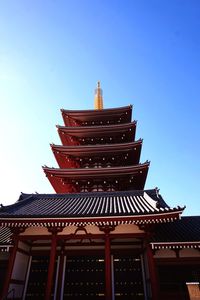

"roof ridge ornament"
[94,81,103,110]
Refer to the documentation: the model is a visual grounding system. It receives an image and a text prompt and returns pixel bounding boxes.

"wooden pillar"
[105,231,112,300]
[45,232,57,300]
[1,234,19,299]
[146,244,158,300]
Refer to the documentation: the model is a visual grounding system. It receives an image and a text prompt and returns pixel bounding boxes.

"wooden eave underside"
[57,121,136,136]
[151,241,200,250]
[0,210,183,228]
[43,162,149,178]
[51,140,142,155]
[61,105,132,118]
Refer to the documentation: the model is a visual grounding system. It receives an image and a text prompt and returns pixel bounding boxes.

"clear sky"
[0,0,199,215]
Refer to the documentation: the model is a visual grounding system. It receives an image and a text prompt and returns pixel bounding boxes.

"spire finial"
[94,81,103,110]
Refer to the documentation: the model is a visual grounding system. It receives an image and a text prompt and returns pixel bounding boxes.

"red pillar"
[1,235,19,299]
[105,232,112,300]
[146,244,158,300]
[45,233,57,300]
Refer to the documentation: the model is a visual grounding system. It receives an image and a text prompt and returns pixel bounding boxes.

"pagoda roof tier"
[43,162,149,177]
[61,105,132,126]
[0,190,184,228]
[43,163,149,192]
[51,140,142,155]
[51,140,142,168]
[57,122,136,146]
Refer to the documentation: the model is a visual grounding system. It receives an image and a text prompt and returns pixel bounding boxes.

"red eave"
[51,139,142,162]
[57,121,136,135]
[43,162,149,178]
[57,122,136,145]
[61,105,133,125]
[43,163,149,193]
[51,140,142,168]
[51,140,142,154]
[61,105,132,115]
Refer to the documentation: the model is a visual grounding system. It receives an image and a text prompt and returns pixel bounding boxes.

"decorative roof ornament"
[94,81,103,110]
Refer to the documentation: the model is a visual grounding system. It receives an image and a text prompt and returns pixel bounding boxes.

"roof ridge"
[18,189,157,198]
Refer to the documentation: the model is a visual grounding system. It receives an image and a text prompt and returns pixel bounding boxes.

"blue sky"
[0,0,199,215]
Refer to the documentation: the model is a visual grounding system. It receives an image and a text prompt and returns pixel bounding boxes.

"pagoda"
[0,83,199,300]
[43,82,149,194]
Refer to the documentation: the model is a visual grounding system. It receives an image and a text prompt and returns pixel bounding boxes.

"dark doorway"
[113,255,145,300]
[26,255,50,299]
[63,255,105,300]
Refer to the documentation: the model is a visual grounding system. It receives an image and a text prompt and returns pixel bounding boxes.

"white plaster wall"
[58,225,79,235]
[58,224,144,235]
[179,248,200,257]
[11,252,29,281]
[58,225,103,235]
[154,249,176,258]
[83,225,103,234]
[20,226,51,235]
[113,224,144,234]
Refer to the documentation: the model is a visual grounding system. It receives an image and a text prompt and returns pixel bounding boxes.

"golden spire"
[94,81,103,110]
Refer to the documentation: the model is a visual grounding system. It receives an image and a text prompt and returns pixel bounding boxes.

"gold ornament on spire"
[94,81,103,110]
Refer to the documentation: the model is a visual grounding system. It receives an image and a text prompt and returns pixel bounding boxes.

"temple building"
[0,82,200,300]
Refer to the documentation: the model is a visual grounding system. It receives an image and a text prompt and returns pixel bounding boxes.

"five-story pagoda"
[43,82,149,193]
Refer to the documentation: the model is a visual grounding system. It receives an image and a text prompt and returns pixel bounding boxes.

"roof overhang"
[61,105,132,121]
[0,210,184,228]
[151,241,200,250]
[43,162,149,177]
[57,121,136,135]
[43,163,149,192]
[51,140,142,155]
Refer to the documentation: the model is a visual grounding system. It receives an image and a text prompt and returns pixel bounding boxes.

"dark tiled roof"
[0,189,180,218]
[0,226,12,245]
[152,216,200,242]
